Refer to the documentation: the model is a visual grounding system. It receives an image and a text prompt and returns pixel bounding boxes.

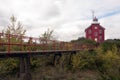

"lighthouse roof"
[93,17,98,22]
[92,17,99,24]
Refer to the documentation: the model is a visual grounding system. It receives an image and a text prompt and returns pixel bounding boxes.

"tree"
[95,44,120,80]
[71,50,96,70]
[71,37,96,45]
[0,15,27,77]
[2,15,27,51]
[39,28,54,51]
[40,28,54,44]
[4,15,26,35]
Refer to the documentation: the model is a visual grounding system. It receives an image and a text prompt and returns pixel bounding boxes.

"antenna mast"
[91,10,94,19]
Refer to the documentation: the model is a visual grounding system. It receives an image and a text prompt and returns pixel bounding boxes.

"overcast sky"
[0,0,120,41]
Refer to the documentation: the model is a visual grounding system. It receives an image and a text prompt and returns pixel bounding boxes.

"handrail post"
[20,36,23,51]
[8,34,10,53]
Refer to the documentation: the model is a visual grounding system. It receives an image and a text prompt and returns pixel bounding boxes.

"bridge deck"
[0,50,82,58]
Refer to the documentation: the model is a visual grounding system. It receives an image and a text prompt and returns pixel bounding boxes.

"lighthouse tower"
[85,17,105,43]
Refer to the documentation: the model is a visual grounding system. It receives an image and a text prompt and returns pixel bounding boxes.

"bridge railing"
[0,32,94,53]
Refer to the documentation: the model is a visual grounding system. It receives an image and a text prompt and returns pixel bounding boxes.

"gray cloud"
[0,0,120,41]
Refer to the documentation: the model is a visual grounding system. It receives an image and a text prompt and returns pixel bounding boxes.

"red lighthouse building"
[85,17,105,43]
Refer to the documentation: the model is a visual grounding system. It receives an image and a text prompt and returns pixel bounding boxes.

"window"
[99,36,102,40]
[94,32,98,36]
[99,30,102,34]
[88,36,91,39]
[88,29,92,34]
[94,26,97,29]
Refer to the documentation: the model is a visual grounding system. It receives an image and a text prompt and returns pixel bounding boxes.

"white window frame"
[88,29,92,34]
[94,32,98,36]
[99,36,102,40]
[99,30,102,34]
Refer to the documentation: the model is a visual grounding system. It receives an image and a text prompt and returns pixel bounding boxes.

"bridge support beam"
[53,54,62,66]
[68,53,73,65]
[19,55,32,80]
[53,52,76,71]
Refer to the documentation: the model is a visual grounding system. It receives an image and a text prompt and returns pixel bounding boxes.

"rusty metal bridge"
[0,32,93,80]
